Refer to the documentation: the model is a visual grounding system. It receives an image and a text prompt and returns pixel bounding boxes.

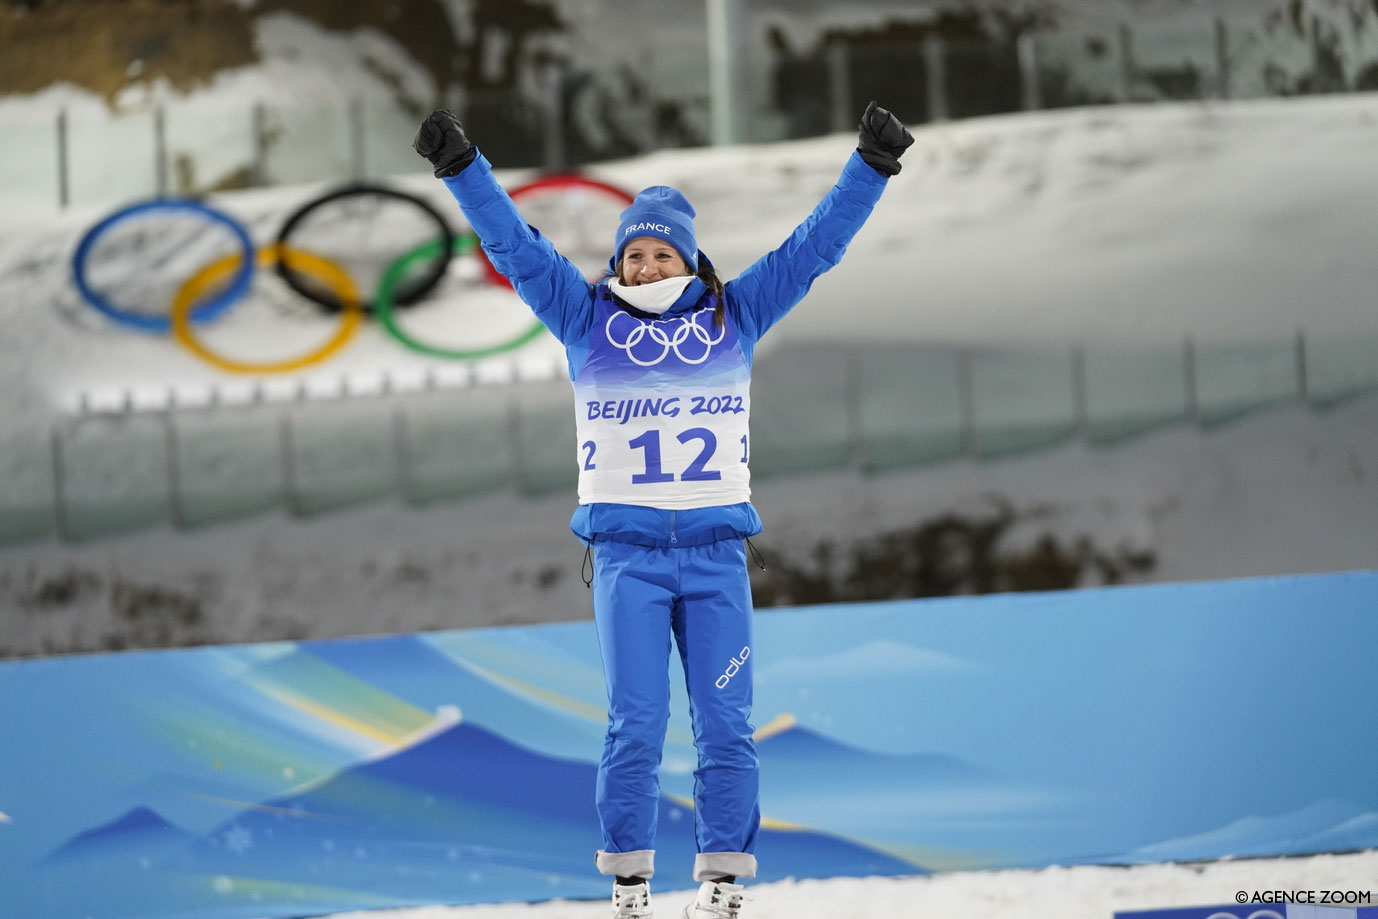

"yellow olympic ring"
[172,245,363,374]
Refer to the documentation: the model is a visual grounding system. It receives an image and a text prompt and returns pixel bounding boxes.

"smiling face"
[619,236,691,286]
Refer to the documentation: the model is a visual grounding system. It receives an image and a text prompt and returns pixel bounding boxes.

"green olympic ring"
[375,234,548,360]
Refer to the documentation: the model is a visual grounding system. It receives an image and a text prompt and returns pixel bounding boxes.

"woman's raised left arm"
[725,102,913,342]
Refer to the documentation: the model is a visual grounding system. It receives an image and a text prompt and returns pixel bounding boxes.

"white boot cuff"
[597,849,656,879]
[693,852,758,881]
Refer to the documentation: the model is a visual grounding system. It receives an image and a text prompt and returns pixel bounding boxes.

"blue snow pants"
[590,536,760,883]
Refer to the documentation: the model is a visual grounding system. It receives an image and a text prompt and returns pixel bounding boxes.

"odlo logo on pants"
[715,646,751,689]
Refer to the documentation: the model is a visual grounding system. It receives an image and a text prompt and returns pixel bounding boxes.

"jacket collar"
[604,276,708,318]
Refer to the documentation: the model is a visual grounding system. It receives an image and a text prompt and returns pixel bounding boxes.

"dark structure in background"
[5,0,1378,177]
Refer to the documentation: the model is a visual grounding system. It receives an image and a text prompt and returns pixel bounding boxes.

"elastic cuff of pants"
[693,852,757,882]
[596,849,655,880]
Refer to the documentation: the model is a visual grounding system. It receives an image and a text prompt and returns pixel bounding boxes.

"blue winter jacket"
[440,150,889,547]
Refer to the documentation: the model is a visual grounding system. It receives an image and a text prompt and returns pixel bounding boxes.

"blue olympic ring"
[71,198,256,334]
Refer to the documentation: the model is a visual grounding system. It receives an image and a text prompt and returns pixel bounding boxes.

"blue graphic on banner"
[1,570,1376,918]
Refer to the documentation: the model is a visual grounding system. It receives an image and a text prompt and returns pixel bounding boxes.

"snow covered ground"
[323,850,1378,919]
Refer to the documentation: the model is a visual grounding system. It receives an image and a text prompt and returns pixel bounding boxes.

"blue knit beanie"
[614,186,698,272]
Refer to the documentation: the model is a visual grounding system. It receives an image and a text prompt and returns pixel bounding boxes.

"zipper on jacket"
[668,510,677,546]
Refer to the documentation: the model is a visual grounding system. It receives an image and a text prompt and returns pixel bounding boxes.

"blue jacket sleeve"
[440,151,594,346]
[723,151,889,343]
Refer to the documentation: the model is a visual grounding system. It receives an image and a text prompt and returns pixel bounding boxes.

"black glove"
[413,109,477,178]
[856,101,914,177]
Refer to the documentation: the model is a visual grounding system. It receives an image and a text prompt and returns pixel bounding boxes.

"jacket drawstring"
[745,537,767,571]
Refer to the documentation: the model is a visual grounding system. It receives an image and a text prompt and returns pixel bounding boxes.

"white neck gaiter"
[610,275,694,315]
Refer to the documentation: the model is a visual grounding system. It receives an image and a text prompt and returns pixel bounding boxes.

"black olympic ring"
[273,182,456,314]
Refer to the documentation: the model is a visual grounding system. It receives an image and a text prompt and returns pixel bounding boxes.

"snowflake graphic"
[223,824,253,855]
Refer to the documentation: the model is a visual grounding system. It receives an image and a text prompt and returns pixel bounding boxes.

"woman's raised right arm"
[413,110,592,345]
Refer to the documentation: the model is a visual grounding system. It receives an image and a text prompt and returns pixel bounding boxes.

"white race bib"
[572,298,752,509]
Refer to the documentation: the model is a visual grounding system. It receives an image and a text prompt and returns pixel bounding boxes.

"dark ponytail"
[697,261,726,328]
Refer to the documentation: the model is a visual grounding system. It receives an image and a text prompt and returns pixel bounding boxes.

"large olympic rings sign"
[605,308,726,366]
[68,175,634,374]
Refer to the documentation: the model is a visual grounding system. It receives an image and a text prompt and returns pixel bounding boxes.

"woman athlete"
[415,101,912,918]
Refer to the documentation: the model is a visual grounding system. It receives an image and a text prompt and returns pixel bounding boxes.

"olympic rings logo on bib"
[604,308,726,366]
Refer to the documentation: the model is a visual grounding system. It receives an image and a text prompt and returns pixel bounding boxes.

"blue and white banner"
[1,571,1376,918]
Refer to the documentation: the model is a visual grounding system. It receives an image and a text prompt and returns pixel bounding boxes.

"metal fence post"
[164,412,183,529]
[392,404,414,503]
[252,101,268,187]
[1118,23,1137,102]
[349,96,367,180]
[154,104,168,197]
[957,350,976,456]
[1183,336,1200,424]
[1214,18,1232,100]
[829,38,853,134]
[508,396,527,493]
[1071,343,1088,438]
[278,412,299,515]
[543,61,566,170]
[845,349,865,471]
[56,108,70,210]
[634,48,659,153]
[707,0,746,145]
[924,33,949,121]
[1295,328,1309,404]
[49,425,68,542]
[1018,33,1042,111]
